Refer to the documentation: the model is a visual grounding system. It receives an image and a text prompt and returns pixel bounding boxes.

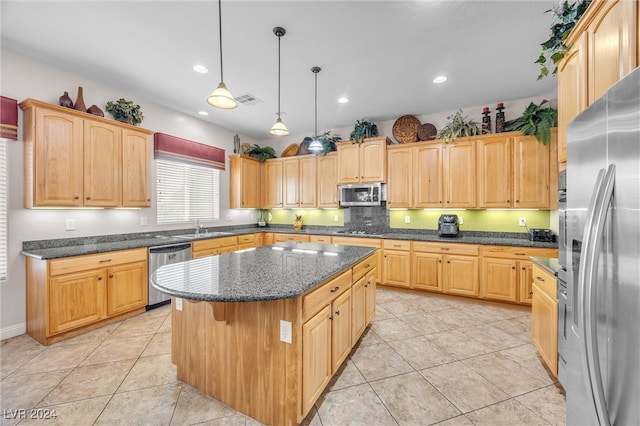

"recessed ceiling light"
[338,97,349,104]
[193,64,209,74]
[433,75,447,84]
[198,111,209,116]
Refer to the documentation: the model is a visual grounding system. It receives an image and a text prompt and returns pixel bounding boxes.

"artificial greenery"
[436,110,484,144]
[245,144,277,162]
[505,100,558,145]
[350,119,378,144]
[313,131,342,155]
[535,0,592,80]
[105,98,144,125]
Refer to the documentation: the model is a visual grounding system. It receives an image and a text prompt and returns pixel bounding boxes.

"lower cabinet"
[237,233,258,250]
[411,242,480,296]
[273,233,310,243]
[192,236,238,258]
[531,263,558,376]
[26,248,148,345]
[331,236,383,283]
[382,240,411,288]
[444,255,480,297]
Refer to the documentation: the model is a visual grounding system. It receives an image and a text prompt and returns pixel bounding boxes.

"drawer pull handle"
[441,248,449,251]
[529,291,534,295]
[335,310,340,316]
[393,244,401,248]
[99,259,112,263]
[515,253,525,256]
[364,264,370,268]
[109,274,114,278]
[512,266,516,270]
[536,276,545,282]
[330,286,340,293]
[97,276,103,281]
[74,196,80,200]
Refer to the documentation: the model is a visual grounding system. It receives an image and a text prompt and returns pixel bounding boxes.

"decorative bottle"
[293,215,303,231]
[73,86,87,112]
[59,91,73,108]
[495,103,505,133]
[482,107,491,133]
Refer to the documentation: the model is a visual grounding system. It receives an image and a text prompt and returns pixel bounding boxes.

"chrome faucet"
[195,219,204,235]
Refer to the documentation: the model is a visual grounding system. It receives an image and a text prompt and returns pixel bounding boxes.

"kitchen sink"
[171,232,233,240]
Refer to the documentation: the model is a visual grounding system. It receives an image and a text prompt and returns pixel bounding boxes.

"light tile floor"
[0,288,565,425]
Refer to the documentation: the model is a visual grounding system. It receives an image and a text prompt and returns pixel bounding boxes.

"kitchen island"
[151,242,378,425]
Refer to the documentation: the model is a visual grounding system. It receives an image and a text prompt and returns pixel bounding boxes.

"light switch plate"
[175,297,183,311]
[280,320,292,344]
[334,215,339,222]
[140,216,148,226]
[404,215,411,224]
[458,216,464,225]
[65,219,76,231]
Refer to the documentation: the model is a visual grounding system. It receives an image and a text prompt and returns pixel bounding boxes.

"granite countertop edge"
[22,226,558,260]
[530,256,562,276]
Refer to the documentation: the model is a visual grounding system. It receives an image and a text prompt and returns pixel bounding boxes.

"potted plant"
[436,110,484,144]
[245,144,277,162]
[535,0,592,80]
[504,100,558,145]
[349,119,378,144]
[105,98,144,125]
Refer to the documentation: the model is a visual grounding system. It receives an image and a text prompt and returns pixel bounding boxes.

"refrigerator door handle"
[578,164,615,426]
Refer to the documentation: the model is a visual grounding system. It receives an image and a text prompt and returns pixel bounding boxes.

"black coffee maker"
[438,214,460,237]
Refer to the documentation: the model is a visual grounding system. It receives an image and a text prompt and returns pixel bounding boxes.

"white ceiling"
[1,0,557,141]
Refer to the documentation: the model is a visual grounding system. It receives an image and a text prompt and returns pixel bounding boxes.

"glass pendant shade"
[207,82,237,109]
[270,117,289,136]
[308,139,323,153]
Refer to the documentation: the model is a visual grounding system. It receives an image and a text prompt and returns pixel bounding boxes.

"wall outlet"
[404,215,411,224]
[334,214,339,222]
[65,219,76,231]
[458,216,464,225]
[175,297,183,311]
[519,217,527,227]
[140,216,148,226]
[280,320,292,344]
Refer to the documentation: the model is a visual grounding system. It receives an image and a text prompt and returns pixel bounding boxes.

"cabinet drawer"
[383,239,411,251]
[49,248,147,277]
[331,236,382,248]
[353,254,377,281]
[237,234,256,245]
[309,235,332,244]
[273,233,310,243]
[532,264,556,299]
[482,245,558,260]
[412,241,479,256]
[192,236,238,252]
[303,269,352,321]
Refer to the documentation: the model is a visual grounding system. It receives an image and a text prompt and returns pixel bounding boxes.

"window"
[156,159,220,224]
[0,140,6,281]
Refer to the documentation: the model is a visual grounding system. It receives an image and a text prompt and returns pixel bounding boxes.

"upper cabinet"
[477,135,512,208]
[283,156,317,208]
[262,159,283,208]
[317,153,338,208]
[20,99,153,208]
[443,139,476,208]
[229,155,261,209]
[336,137,389,184]
[557,0,638,169]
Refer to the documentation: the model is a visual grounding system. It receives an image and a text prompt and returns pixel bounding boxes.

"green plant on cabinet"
[505,100,558,145]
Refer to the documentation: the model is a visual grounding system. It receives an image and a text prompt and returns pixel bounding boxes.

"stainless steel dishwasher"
[148,242,192,310]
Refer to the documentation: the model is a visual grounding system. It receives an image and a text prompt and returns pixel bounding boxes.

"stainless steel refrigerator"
[560,66,640,425]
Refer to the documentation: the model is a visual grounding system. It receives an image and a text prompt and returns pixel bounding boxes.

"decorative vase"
[482,107,491,134]
[87,104,104,117]
[59,91,74,108]
[293,215,303,231]
[495,103,505,133]
[74,86,86,112]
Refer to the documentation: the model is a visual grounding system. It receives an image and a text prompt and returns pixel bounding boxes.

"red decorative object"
[59,91,73,108]
[495,103,506,133]
[73,86,86,112]
[1,96,18,140]
[154,132,226,170]
[87,104,104,117]
[482,107,491,134]
[497,102,504,109]
[482,107,490,113]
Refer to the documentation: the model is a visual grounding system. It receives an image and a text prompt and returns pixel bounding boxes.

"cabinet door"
[262,160,283,208]
[230,155,260,209]
[360,139,386,183]
[558,32,588,166]
[351,276,366,345]
[412,252,442,292]
[331,290,352,373]
[382,250,411,287]
[519,261,534,305]
[513,135,550,208]
[531,282,558,376]
[386,147,413,208]
[122,128,151,207]
[444,140,476,208]
[282,158,300,208]
[33,107,84,206]
[336,143,360,184]
[84,120,122,207]
[106,260,147,316]
[414,143,443,208]
[477,136,512,208]
[480,258,518,302]
[317,153,338,208]
[444,255,479,296]
[49,269,106,335]
[302,304,332,415]
[364,268,377,324]
[192,248,218,259]
[299,156,317,208]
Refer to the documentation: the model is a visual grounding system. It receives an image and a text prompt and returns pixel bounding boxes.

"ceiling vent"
[234,93,263,106]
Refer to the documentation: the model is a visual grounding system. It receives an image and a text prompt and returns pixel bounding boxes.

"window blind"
[156,159,220,224]
[0,140,7,281]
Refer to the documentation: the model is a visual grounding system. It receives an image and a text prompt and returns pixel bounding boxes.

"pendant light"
[269,27,289,136]
[207,0,237,109]
[308,67,324,154]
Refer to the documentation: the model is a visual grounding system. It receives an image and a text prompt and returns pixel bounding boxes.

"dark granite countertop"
[21,225,557,260]
[150,242,376,302]
[530,256,562,276]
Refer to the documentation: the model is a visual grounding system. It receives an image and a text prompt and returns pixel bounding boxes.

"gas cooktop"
[333,230,384,237]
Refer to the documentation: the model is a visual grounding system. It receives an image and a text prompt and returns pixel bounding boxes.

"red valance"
[154,132,225,170]
[1,96,18,140]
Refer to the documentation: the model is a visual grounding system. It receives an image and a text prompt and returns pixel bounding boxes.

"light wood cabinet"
[352,263,377,345]
[229,155,261,209]
[20,99,153,208]
[283,157,300,208]
[299,156,317,208]
[269,156,317,209]
[477,135,512,208]
[513,134,551,209]
[26,248,148,345]
[386,146,413,208]
[317,152,338,208]
[331,236,382,283]
[531,263,558,376]
[237,233,259,250]
[336,137,389,184]
[382,239,411,288]
[273,233,311,243]
[309,234,332,244]
[302,304,332,415]
[192,236,238,258]
[364,268,376,324]
[262,159,283,208]
[444,255,480,297]
[444,139,476,208]
[331,289,352,373]
[412,252,443,292]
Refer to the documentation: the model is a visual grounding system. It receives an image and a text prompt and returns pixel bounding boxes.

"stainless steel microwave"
[338,183,386,206]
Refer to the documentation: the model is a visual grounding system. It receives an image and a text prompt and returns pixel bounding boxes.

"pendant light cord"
[314,70,318,137]
[277,34,281,119]
[218,0,224,83]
